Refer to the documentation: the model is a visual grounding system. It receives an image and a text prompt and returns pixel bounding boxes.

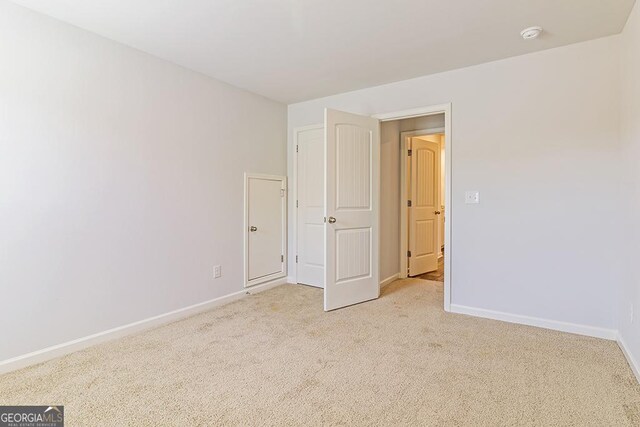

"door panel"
[325,109,379,311]
[415,220,435,255]
[297,127,325,287]
[336,227,371,283]
[336,124,371,210]
[409,137,440,276]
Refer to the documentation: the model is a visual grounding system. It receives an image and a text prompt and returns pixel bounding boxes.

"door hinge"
[296,200,299,208]
[296,255,298,263]
[296,145,299,153]
[407,200,412,207]
[408,149,412,156]
[407,250,412,258]
[280,189,285,197]
[281,255,284,263]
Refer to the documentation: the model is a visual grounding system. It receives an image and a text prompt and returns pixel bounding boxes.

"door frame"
[289,104,452,311]
[373,104,452,312]
[243,173,288,288]
[291,124,324,285]
[399,127,445,280]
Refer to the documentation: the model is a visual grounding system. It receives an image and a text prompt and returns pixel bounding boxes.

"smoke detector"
[521,26,543,40]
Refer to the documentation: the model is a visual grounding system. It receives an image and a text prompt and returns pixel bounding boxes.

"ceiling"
[11,0,636,103]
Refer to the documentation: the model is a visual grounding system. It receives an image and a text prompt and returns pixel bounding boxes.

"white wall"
[288,35,621,331]
[379,120,401,281]
[0,1,286,361]
[618,2,640,376]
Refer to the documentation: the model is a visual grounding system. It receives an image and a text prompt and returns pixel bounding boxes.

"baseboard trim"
[617,334,640,384]
[450,304,618,340]
[380,273,399,289]
[0,278,287,375]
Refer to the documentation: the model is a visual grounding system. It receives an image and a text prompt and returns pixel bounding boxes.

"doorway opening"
[291,104,452,311]
[376,107,450,309]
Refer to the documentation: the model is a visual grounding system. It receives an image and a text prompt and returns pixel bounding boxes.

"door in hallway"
[408,137,441,276]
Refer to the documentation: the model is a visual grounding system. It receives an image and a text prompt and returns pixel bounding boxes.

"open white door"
[324,109,380,311]
[408,137,441,276]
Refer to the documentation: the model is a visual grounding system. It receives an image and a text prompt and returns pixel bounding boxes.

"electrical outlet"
[213,265,222,279]
[465,191,480,204]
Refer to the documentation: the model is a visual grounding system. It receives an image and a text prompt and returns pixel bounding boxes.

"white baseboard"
[0,278,287,375]
[617,334,640,384]
[450,304,618,340]
[380,273,400,289]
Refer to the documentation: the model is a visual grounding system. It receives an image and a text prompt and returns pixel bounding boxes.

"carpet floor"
[1,279,639,426]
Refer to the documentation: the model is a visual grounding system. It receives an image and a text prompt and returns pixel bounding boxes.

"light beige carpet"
[1,279,639,426]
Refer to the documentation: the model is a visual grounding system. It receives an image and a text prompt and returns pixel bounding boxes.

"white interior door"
[408,137,441,276]
[245,174,286,287]
[324,109,380,311]
[296,126,324,288]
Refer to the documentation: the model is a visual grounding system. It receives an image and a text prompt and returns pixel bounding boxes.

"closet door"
[296,126,325,288]
[244,174,286,287]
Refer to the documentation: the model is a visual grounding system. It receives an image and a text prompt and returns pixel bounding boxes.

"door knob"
[327,216,337,224]
[435,211,441,215]
[249,226,258,232]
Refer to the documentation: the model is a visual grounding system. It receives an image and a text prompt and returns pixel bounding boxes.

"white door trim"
[292,124,323,285]
[399,127,445,280]
[244,173,287,288]
[373,104,452,312]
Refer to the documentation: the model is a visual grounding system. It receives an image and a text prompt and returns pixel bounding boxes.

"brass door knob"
[435,211,441,215]
[249,226,258,232]
[328,216,337,224]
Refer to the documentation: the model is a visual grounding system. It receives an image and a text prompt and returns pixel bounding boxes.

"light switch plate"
[214,265,222,279]
[465,191,480,204]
